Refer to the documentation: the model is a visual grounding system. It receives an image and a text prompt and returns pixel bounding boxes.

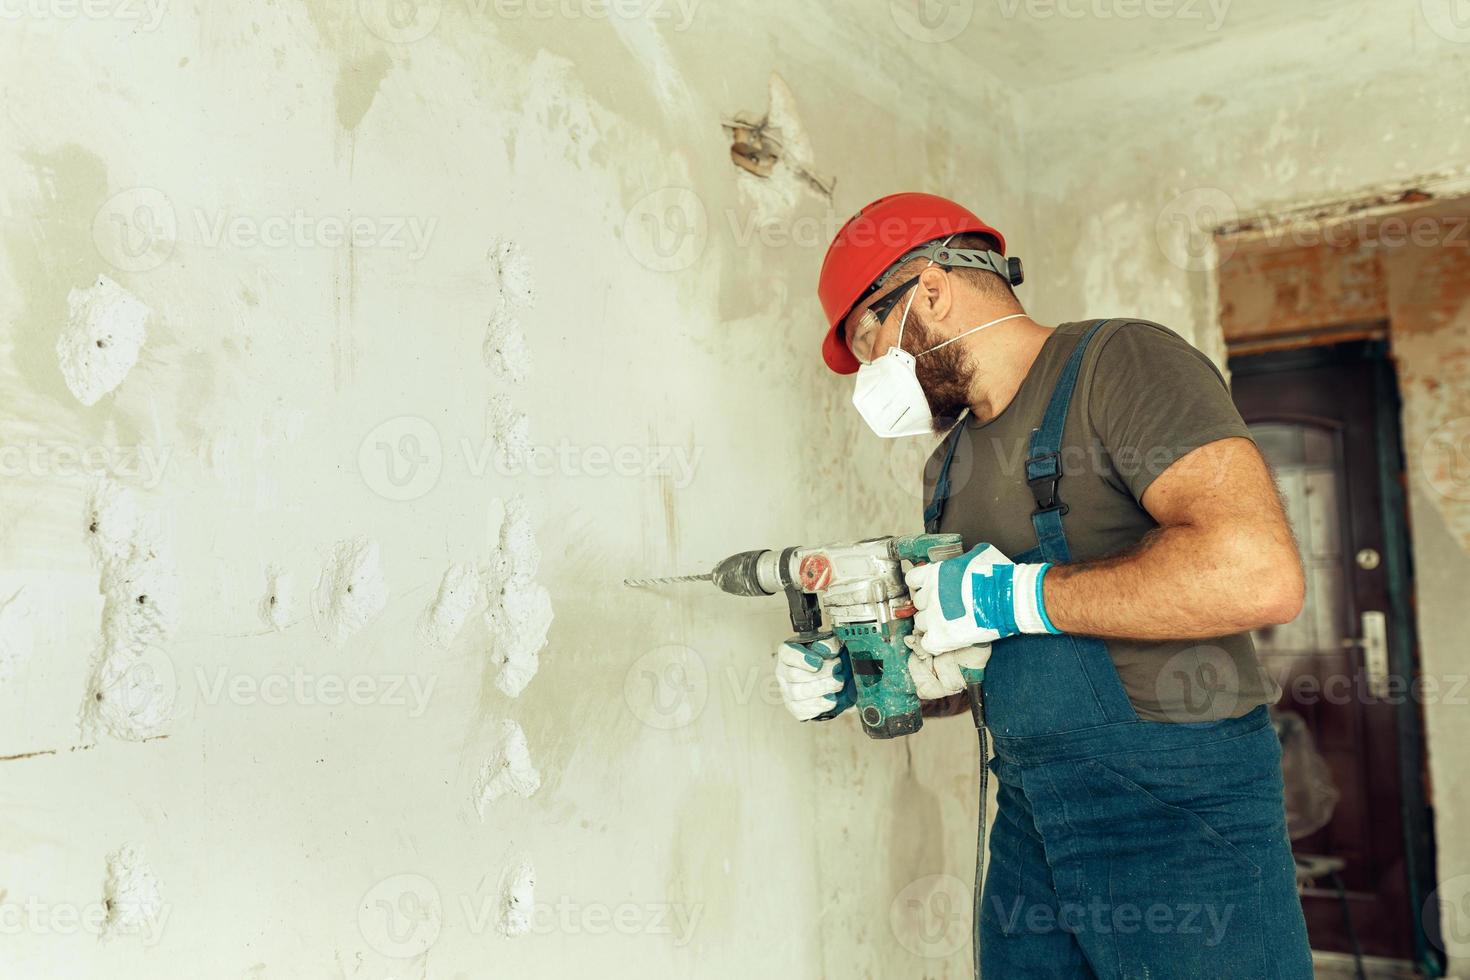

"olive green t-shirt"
[922,319,1280,723]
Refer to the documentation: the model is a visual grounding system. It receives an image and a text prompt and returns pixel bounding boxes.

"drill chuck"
[709,549,784,597]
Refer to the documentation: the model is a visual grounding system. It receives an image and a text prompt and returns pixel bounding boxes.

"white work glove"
[774,636,855,722]
[902,637,993,699]
[904,543,1061,655]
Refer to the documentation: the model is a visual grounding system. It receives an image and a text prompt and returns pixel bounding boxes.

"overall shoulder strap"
[922,420,967,533]
[1024,319,1111,561]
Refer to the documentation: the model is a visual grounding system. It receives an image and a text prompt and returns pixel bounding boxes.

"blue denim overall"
[924,321,1312,979]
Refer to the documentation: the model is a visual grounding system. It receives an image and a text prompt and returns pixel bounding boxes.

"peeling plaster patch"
[419,562,481,649]
[312,537,388,646]
[1081,198,1188,324]
[523,51,605,171]
[83,644,175,741]
[102,843,163,942]
[57,275,150,406]
[335,50,393,132]
[486,394,531,470]
[498,856,536,938]
[484,496,552,698]
[606,15,691,119]
[473,719,541,815]
[489,238,535,309]
[485,575,552,697]
[0,589,34,681]
[724,73,834,227]
[483,305,531,384]
[81,479,180,740]
[496,496,541,579]
[259,565,295,631]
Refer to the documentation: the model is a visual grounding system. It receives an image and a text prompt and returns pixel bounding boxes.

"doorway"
[1229,339,1439,973]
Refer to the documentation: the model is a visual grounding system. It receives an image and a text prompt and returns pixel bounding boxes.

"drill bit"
[623,572,713,588]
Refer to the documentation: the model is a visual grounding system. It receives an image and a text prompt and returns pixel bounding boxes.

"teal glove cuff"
[1034,563,1061,635]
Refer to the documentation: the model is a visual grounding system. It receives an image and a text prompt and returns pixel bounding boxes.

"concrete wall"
[0,5,1025,977]
[1017,4,1470,971]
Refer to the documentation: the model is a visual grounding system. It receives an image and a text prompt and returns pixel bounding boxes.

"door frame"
[1229,337,1443,977]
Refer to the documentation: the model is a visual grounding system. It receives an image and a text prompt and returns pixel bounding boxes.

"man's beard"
[903,313,975,433]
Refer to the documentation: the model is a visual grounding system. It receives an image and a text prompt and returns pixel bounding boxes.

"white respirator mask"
[851,249,1027,438]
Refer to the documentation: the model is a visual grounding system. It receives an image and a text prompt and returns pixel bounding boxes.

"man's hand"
[774,637,856,722]
[903,637,992,698]
[904,543,1059,654]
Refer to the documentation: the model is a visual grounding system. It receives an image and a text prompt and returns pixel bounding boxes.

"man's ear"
[918,265,953,322]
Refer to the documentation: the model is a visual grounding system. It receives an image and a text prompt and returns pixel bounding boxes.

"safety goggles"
[846,275,922,365]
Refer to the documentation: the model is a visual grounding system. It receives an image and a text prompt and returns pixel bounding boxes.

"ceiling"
[888,0,1353,90]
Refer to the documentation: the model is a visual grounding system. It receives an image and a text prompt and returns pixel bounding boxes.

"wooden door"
[1231,341,1436,966]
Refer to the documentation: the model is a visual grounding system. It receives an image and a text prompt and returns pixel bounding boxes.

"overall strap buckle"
[1025,450,1069,516]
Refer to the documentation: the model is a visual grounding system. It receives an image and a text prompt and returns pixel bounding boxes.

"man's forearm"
[1041,520,1304,641]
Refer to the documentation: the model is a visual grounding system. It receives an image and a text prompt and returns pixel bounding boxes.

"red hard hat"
[817,192,1008,375]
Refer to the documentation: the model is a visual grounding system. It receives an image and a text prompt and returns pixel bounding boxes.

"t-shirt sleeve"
[1088,322,1253,504]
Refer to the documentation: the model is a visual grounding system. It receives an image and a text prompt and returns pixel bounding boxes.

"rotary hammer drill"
[626,533,984,739]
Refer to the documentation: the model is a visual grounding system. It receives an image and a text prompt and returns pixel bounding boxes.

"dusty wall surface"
[0,5,1025,978]
[1017,4,1470,969]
